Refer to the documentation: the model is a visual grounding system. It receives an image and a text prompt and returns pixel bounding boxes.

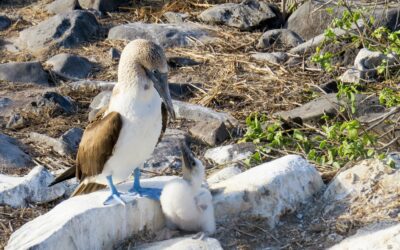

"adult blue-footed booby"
[160,143,216,237]
[50,39,175,205]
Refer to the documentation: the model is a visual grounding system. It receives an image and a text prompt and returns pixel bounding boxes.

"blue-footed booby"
[160,143,216,237]
[50,39,175,205]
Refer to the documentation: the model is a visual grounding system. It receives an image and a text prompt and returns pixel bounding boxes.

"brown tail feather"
[71,182,107,197]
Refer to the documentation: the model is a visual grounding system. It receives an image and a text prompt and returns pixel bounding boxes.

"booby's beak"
[145,69,176,120]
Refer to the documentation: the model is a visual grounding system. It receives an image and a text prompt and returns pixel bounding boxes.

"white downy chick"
[160,143,216,236]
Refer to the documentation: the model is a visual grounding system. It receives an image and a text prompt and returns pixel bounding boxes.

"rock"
[6,177,175,250]
[17,10,101,52]
[323,159,400,217]
[88,90,112,120]
[286,1,400,40]
[109,47,120,61]
[46,0,79,14]
[32,91,77,116]
[275,93,382,125]
[329,222,400,250]
[0,97,12,108]
[204,143,255,165]
[144,129,188,172]
[339,68,364,84]
[251,52,288,64]
[163,12,189,23]
[0,15,12,31]
[169,83,195,100]
[29,128,83,157]
[210,155,324,226]
[0,61,49,85]
[78,0,126,12]
[6,113,26,129]
[167,57,200,68]
[386,152,400,169]
[108,22,216,48]
[46,53,93,80]
[190,120,230,146]
[207,164,242,185]
[69,80,116,90]
[354,48,388,71]
[257,29,303,49]
[0,133,33,169]
[173,100,238,127]
[198,0,282,31]
[0,165,66,207]
[134,236,223,250]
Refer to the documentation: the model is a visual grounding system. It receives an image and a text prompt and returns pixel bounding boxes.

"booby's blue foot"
[104,175,126,206]
[128,168,162,201]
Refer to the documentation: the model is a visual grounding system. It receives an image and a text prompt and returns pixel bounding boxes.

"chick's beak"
[146,70,176,120]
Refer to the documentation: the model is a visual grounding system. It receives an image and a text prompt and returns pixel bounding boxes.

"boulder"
[46,53,93,80]
[6,177,175,250]
[329,222,400,250]
[163,12,189,24]
[108,22,216,48]
[0,15,12,31]
[31,91,77,116]
[46,0,78,14]
[0,165,66,207]
[210,155,324,226]
[207,164,242,185]
[198,0,283,31]
[134,236,223,250]
[167,57,200,68]
[286,0,400,40]
[109,47,121,61]
[17,10,101,52]
[173,100,238,127]
[78,0,127,12]
[0,133,34,169]
[144,129,188,172]
[189,120,230,146]
[257,29,303,49]
[70,80,116,90]
[0,62,49,85]
[29,127,83,157]
[204,143,255,165]
[251,52,288,64]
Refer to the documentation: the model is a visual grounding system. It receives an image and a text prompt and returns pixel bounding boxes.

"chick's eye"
[191,161,196,167]
[152,69,158,75]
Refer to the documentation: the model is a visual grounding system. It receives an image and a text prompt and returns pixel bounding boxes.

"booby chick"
[50,39,175,205]
[160,143,216,237]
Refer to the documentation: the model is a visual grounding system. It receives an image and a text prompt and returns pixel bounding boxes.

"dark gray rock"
[198,0,283,31]
[0,133,34,169]
[0,62,49,85]
[257,29,304,49]
[78,0,126,12]
[275,93,383,125]
[251,52,288,64]
[0,15,12,31]
[46,53,93,80]
[0,97,12,108]
[6,113,26,129]
[163,12,189,23]
[190,120,230,146]
[169,83,195,100]
[17,10,101,52]
[287,0,400,40]
[46,0,79,14]
[59,127,83,156]
[167,57,200,68]
[109,48,120,61]
[108,22,216,48]
[204,143,256,165]
[32,92,77,116]
[144,129,188,172]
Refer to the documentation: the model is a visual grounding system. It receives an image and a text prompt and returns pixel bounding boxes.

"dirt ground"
[0,0,399,249]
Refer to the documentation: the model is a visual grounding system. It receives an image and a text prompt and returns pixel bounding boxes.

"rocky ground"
[1,0,400,249]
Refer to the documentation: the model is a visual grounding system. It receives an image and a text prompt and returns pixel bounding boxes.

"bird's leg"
[128,168,162,200]
[103,175,126,206]
[192,232,208,241]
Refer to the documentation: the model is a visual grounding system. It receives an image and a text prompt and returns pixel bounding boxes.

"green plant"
[337,82,360,113]
[379,87,400,108]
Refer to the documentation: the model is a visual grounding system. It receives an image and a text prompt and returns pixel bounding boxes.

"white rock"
[0,165,66,207]
[339,68,364,83]
[329,222,400,250]
[207,165,242,185]
[204,143,255,165]
[210,155,324,227]
[6,176,176,250]
[134,236,223,250]
[354,48,387,71]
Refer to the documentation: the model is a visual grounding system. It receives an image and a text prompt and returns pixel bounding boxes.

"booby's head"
[181,143,205,188]
[118,39,175,119]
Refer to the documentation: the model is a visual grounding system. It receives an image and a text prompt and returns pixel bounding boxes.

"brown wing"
[158,102,168,144]
[76,111,122,181]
